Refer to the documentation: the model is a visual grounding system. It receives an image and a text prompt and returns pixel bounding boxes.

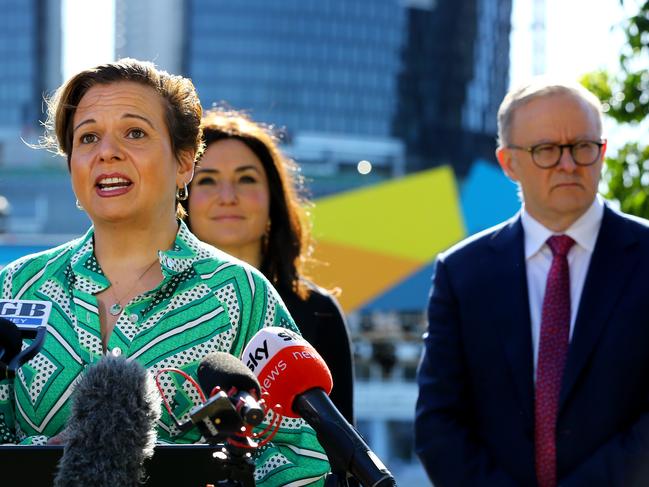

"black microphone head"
[0,317,21,364]
[197,351,261,397]
[54,356,162,487]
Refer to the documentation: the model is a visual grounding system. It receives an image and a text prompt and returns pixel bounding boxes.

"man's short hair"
[497,77,604,148]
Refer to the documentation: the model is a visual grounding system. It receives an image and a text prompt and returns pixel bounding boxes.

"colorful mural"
[307,166,465,312]
[308,161,520,313]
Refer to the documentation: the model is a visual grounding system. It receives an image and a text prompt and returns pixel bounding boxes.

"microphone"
[0,317,22,369]
[192,351,264,487]
[0,317,47,379]
[242,327,397,487]
[54,356,162,487]
[197,351,265,427]
[185,351,265,445]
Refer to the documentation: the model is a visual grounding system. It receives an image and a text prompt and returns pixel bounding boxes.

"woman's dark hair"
[42,58,204,218]
[182,108,313,299]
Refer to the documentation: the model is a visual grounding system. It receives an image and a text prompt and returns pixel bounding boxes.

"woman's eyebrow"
[73,113,155,133]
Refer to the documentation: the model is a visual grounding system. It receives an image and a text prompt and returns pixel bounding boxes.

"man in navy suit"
[415,79,649,487]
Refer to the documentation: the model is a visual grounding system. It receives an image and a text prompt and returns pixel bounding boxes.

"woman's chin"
[210,236,261,251]
[87,210,137,226]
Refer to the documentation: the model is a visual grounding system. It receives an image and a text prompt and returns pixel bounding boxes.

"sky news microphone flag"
[242,327,396,487]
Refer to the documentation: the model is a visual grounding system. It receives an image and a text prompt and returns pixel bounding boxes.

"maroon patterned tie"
[535,235,575,487]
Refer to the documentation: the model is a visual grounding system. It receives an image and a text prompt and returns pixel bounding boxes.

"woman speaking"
[0,59,328,487]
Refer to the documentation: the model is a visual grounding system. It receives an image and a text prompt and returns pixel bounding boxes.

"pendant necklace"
[108,260,159,316]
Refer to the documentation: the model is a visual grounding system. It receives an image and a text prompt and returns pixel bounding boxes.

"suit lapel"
[486,215,535,422]
[559,206,639,410]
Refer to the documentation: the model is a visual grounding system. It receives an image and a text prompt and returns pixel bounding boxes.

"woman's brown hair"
[182,108,313,299]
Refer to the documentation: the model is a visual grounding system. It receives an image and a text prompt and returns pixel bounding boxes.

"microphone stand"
[1,325,47,379]
[188,392,257,487]
[324,472,356,487]
[203,442,256,487]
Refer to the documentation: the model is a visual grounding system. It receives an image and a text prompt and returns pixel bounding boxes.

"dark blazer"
[278,281,355,425]
[415,205,649,487]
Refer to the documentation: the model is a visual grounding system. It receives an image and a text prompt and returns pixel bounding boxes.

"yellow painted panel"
[311,167,465,261]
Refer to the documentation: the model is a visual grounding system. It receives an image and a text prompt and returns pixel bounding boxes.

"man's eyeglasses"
[507,140,606,169]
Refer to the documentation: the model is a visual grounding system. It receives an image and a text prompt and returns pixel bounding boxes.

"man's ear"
[496,147,519,182]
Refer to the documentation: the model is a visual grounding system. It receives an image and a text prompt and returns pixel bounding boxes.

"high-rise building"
[185,0,405,139]
[0,0,62,166]
[113,1,512,184]
[395,0,513,175]
[114,0,184,74]
[183,0,408,191]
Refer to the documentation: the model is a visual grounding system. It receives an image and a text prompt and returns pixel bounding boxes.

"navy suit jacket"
[415,205,649,486]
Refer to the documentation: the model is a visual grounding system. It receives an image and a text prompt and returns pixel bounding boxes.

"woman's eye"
[239,175,257,183]
[127,128,146,139]
[196,176,216,186]
[80,133,98,144]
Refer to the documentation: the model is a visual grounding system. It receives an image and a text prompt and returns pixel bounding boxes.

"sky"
[509,0,630,87]
[62,0,114,78]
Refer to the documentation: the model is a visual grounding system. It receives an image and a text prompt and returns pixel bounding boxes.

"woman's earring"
[262,219,271,251]
[176,183,188,201]
[75,199,84,210]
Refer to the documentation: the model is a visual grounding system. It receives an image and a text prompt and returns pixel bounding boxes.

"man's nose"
[556,145,577,172]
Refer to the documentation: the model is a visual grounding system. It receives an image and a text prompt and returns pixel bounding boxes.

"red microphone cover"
[241,327,333,418]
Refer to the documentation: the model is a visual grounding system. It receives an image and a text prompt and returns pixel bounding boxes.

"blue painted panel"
[362,261,436,311]
[460,159,519,235]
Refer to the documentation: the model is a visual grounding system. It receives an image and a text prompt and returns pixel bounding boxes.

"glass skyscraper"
[185,0,405,139]
[115,0,184,75]
[395,0,513,175]
[115,0,512,181]
[0,0,61,128]
[0,0,61,165]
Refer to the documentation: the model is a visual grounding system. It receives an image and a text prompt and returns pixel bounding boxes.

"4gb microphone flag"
[0,300,52,328]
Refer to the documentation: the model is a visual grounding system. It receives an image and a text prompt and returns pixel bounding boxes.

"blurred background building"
[0,0,62,167]
[0,0,67,235]
[185,0,409,195]
[114,0,512,196]
[115,0,183,74]
[395,0,512,175]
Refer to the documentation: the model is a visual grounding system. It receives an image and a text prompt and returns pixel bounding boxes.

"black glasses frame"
[507,140,606,169]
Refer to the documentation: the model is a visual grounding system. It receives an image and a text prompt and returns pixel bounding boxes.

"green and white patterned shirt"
[0,221,329,486]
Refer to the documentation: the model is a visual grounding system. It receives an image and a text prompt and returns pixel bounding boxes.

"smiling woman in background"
[0,59,328,487]
[182,108,355,424]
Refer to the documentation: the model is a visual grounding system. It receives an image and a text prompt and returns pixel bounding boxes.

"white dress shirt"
[521,195,604,375]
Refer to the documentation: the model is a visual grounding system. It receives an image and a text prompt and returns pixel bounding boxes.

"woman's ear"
[176,150,195,187]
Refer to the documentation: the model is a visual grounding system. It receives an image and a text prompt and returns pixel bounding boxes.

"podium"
[0,444,240,486]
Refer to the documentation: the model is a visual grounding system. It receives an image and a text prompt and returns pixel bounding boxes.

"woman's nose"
[216,181,237,204]
[98,135,124,162]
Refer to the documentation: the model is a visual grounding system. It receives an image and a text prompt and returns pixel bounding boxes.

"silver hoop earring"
[176,183,188,201]
[75,199,84,210]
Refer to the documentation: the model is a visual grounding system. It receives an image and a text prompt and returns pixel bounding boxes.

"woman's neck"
[93,216,178,274]
[218,242,262,269]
